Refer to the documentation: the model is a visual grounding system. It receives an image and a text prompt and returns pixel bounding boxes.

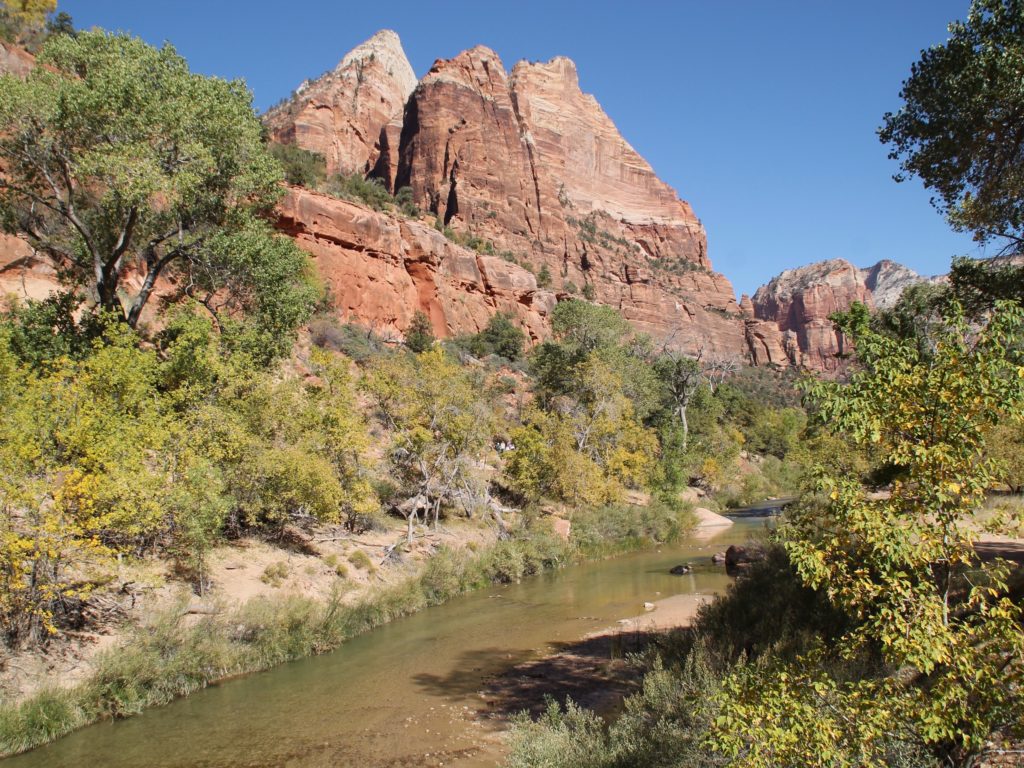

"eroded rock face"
[0,42,33,77]
[390,44,743,358]
[277,187,556,342]
[751,258,939,371]
[264,30,417,176]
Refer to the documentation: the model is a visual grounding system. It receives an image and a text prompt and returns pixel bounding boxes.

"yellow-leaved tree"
[712,301,1024,767]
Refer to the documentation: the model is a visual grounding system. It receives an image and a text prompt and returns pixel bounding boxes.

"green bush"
[404,310,435,353]
[537,264,552,287]
[394,186,420,217]
[326,173,393,211]
[268,142,326,188]
[461,312,526,361]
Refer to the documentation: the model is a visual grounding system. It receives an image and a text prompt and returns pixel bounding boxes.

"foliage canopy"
[0,31,317,347]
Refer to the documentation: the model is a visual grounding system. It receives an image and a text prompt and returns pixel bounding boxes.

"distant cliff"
[747,258,942,371]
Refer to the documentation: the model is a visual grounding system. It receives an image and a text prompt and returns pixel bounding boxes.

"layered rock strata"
[264,30,417,176]
[277,187,556,341]
[272,35,748,359]
[751,258,939,371]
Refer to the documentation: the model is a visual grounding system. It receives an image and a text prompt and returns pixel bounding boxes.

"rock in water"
[724,544,767,576]
[669,564,691,575]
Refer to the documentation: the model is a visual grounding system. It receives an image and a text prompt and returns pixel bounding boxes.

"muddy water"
[8,521,765,768]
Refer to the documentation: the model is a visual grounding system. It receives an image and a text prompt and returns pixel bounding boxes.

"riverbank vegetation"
[0,500,692,756]
[508,2,1024,763]
[508,296,1024,768]
[0,18,811,756]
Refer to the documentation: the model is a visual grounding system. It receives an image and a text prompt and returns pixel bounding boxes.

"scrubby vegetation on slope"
[0,20,811,755]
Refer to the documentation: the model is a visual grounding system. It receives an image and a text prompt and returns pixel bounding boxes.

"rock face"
[277,187,556,341]
[271,35,749,357]
[393,47,746,357]
[0,33,949,372]
[0,41,33,77]
[751,258,940,371]
[264,30,417,176]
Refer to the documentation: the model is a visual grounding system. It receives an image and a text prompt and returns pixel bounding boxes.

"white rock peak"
[338,29,417,100]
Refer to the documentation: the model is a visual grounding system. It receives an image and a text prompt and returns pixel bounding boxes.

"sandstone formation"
[264,30,417,176]
[272,34,748,358]
[0,41,33,77]
[0,234,57,302]
[277,187,556,341]
[750,258,939,372]
[0,33,952,374]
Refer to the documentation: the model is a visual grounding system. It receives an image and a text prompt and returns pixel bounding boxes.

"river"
[6,520,765,768]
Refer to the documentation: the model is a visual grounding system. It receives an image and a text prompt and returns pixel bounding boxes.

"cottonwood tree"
[0,31,315,346]
[1,0,54,25]
[880,0,1024,250]
[713,302,1024,766]
[654,352,703,451]
[363,348,495,542]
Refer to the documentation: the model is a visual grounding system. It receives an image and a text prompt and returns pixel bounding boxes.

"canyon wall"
[750,258,940,371]
[263,30,417,177]
[0,33,946,373]
[273,33,748,359]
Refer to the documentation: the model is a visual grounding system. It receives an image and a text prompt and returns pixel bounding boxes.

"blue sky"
[59,1,987,297]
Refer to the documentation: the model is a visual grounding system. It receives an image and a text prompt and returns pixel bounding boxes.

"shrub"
[465,312,526,361]
[268,142,326,188]
[260,562,290,587]
[347,549,375,571]
[309,317,388,363]
[326,173,393,211]
[537,264,552,287]
[404,310,435,353]
[394,186,420,217]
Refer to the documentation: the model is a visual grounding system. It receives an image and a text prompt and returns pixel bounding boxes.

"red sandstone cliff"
[272,35,747,359]
[277,186,556,342]
[264,30,417,177]
[750,258,940,371]
[0,33,948,374]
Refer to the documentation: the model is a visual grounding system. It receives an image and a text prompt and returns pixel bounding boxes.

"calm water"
[7,521,764,768]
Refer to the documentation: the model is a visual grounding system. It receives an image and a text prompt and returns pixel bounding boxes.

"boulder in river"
[724,544,767,576]
[711,552,727,564]
[669,564,692,575]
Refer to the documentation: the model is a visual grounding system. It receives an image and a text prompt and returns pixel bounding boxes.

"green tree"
[713,302,1024,766]
[405,310,435,353]
[880,0,1024,248]
[1,0,54,25]
[654,353,703,451]
[531,299,660,418]
[0,31,315,337]
[268,142,326,188]
[986,422,1024,493]
[467,312,525,361]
